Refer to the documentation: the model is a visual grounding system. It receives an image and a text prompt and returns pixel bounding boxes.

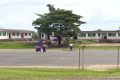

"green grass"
[78,40,96,44]
[0,68,120,80]
[0,40,119,50]
[71,40,120,50]
[72,40,96,48]
[0,42,35,49]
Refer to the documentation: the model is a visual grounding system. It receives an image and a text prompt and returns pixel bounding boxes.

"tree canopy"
[32,4,86,47]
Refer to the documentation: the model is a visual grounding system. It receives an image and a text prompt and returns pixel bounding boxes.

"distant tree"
[32,4,86,47]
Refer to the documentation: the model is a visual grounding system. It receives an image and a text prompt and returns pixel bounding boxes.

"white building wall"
[116,33,118,37]
[0,32,33,40]
[24,33,32,39]
[0,36,8,39]
[107,32,120,40]
[24,35,32,39]
[50,36,56,40]
[11,36,22,39]
[79,32,120,40]
[79,33,100,40]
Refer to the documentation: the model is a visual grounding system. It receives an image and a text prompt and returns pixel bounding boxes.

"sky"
[0,0,120,31]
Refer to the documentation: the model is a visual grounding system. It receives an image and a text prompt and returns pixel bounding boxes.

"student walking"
[42,43,48,53]
[35,42,42,53]
[69,43,73,51]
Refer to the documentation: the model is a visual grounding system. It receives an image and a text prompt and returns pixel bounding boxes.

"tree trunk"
[47,33,50,40]
[58,39,61,48]
[56,35,62,48]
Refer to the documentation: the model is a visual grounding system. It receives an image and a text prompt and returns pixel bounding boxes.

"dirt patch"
[85,65,118,71]
[81,43,120,46]
[0,65,118,71]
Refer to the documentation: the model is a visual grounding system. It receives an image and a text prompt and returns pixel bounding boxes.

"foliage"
[32,4,86,35]
[32,4,86,47]
[32,31,39,38]
[62,37,71,47]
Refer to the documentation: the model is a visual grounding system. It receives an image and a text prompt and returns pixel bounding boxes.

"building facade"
[40,32,56,41]
[0,29,33,40]
[79,30,120,42]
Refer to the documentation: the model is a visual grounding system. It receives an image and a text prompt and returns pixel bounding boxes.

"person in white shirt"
[69,43,73,51]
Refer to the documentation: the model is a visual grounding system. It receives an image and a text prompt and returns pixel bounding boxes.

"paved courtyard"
[0,49,119,69]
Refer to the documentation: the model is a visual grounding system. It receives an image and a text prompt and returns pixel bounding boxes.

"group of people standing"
[35,41,48,53]
[35,41,73,53]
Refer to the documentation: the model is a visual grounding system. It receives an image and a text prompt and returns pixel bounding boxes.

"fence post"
[81,46,86,70]
[79,48,81,69]
[117,47,120,69]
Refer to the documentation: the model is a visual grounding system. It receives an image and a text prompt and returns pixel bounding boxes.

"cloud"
[0,0,8,6]
[1,0,120,31]
[6,16,27,24]
[0,0,45,7]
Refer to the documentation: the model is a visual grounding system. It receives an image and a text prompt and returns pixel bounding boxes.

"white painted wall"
[0,32,33,40]
[24,33,32,38]
[0,36,8,39]
[11,36,22,39]
[79,32,120,40]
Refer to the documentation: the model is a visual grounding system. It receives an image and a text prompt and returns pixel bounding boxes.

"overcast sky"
[0,0,120,31]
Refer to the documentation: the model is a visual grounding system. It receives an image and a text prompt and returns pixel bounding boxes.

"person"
[42,43,48,53]
[35,42,42,53]
[48,40,51,48]
[69,43,73,51]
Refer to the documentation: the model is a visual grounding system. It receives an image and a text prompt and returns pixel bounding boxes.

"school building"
[79,30,120,42]
[0,29,33,40]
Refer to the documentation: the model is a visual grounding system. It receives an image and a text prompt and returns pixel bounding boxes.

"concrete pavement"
[0,49,119,70]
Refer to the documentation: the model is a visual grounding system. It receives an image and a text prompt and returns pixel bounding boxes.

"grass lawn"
[0,68,120,80]
[0,41,35,49]
[0,40,119,50]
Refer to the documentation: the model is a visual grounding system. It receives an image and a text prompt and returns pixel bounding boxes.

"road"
[0,49,119,69]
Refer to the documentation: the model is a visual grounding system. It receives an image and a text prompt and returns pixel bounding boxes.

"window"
[98,33,101,37]
[17,32,19,36]
[88,33,96,37]
[12,32,15,36]
[118,33,120,36]
[29,33,31,36]
[80,33,86,37]
[42,34,44,37]
[3,32,6,36]
[25,33,27,36]
[0,32,2,36]
[108,33,116,36]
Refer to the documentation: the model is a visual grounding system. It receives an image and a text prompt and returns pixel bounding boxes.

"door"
[102,33,107,39]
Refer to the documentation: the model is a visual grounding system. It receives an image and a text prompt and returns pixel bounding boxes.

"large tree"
[32,4,86,47]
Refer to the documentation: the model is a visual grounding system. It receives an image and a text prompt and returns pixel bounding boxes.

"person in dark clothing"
[35,42,42,53]
[42,43,48,53]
